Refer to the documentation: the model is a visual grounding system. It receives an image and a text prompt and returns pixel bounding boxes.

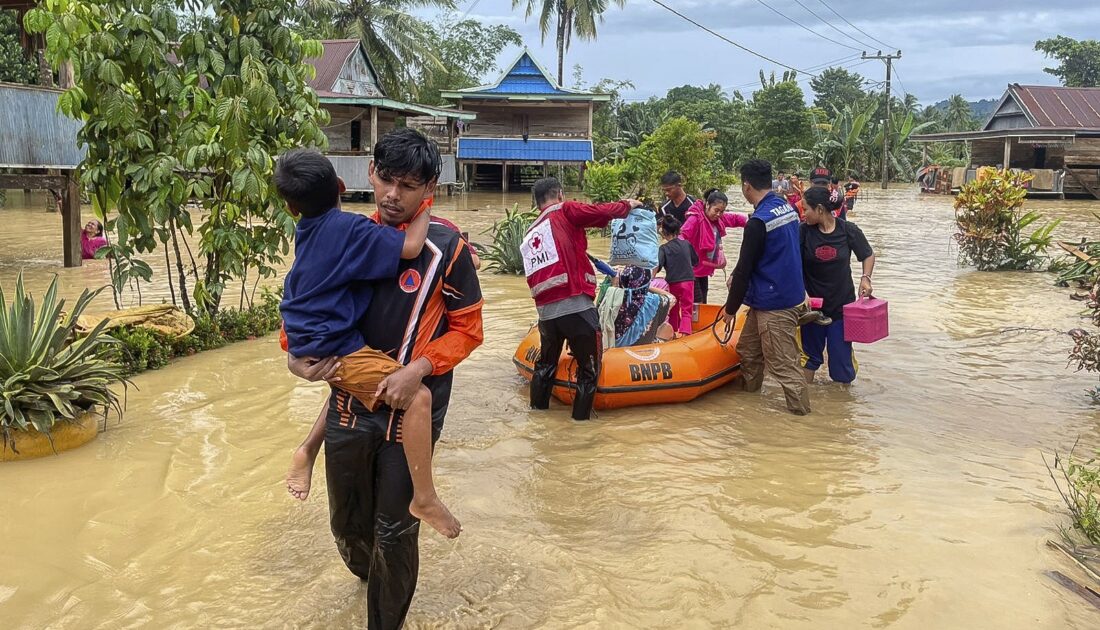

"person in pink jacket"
[681,189,748,303]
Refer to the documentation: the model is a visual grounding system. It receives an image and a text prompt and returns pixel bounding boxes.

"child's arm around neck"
[401,208,430,259]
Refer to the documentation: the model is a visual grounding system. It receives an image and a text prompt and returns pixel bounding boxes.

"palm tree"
[300,0,456,98]
[901,93,920,117]
[512,0,626,86]
[944,94,975,132]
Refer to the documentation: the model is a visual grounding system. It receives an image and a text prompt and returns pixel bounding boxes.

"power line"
[749,0,862,52]
[461,0,483,19]
[891,64,910,98]
[649,0,820,78]
[789,0,860,45]
[814,0,898,52]
[729,57,871,92]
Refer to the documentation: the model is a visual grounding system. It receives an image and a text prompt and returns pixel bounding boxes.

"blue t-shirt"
[280,208,405,357]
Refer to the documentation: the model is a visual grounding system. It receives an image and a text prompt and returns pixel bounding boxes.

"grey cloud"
[431,0,1100,102]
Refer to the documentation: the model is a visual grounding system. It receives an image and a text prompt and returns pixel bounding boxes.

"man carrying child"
[282,129,483,629]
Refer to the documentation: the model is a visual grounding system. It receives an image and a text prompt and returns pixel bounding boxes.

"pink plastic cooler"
[843,297,889,343]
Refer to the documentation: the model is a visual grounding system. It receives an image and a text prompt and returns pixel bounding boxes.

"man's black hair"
[533,177,563,208]
[831,176,840,185]
[660,171,683,186]
[274,149,340,218]
[659,214,683,236]
[739,159,773,191]
[372,127,441,185]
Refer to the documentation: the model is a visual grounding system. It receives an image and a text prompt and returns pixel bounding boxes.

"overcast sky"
[423,0,1098,104]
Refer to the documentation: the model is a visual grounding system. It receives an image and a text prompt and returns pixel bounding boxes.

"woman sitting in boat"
[597,266,676,348]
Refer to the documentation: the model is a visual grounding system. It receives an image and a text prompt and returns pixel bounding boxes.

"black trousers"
[694,276,710,304]
[324,393,423,630]
[531,309,601,420]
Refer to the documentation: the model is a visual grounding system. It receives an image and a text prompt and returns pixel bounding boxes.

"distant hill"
[932,98,999,122]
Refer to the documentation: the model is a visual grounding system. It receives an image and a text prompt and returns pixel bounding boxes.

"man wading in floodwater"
[286,129,483,629]
[721,159,811,415]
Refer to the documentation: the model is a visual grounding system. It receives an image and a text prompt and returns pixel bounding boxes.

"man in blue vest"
[721,159,811,415]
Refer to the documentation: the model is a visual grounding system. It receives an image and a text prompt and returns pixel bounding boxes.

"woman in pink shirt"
[80,220,108,260]
[680,189,748,304]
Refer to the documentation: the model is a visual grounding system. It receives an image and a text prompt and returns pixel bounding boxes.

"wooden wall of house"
[334,51,384,98]
[321,104,398,153]
[1066,138,1100,168]
[461,102,590,138]
[969,138,1067,170]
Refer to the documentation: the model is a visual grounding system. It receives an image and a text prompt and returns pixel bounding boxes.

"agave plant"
[0,272,125,451]
[482,204,538,275]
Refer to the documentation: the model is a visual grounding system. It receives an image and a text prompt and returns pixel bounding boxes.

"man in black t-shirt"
[659,170,695,223]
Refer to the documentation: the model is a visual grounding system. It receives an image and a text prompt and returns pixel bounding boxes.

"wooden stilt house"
[913,84,1100,199]
[440,50,609,191]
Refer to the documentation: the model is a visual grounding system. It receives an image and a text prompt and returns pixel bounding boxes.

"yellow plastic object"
[76,304,195,338]
[1,413,101,462]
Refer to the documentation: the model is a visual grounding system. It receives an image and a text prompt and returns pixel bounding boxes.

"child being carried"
[276,149,460,539]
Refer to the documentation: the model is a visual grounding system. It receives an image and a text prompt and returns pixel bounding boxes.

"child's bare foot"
[286,446,316,501]
[410,495,461,538]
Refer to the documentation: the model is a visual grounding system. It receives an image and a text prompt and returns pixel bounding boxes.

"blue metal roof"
[457,138,593,162]
[483,54,564,95]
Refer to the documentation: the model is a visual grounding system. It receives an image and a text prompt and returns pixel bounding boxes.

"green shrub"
[621,116,734,197]
[583,161,625,202]
[1047,443,1100,545]
[0,272,125,450]
[954,168,1060,271]
[482,204,537,275]
[108,288,283,376]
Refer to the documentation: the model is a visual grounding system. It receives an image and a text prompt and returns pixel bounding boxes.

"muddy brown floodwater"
[2,187,1100,628]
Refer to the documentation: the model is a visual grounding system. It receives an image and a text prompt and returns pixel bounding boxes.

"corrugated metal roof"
[1011,84,1100,129]
[447,51,603,100]
[457,138,592,162]
[306,39,361,92]
[484,55,562,95]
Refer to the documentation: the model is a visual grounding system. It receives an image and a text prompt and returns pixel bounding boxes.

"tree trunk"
[170,215,193,314]
[556,9,566,86]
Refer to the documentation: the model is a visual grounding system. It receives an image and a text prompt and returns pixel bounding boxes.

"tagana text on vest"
[521,203,599,308]
[745,192,805,311]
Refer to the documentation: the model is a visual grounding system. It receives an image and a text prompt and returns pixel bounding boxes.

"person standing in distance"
[721,159,811,415]
[524,177,642,420]
[658,171,695,224]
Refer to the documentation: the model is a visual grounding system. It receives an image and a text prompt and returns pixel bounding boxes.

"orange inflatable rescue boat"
[513,304,744,410]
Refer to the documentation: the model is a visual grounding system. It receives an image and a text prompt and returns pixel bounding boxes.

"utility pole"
[863,50,902,190]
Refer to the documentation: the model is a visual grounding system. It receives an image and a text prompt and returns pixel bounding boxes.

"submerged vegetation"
[108,289,282,376]
[0,273,125,450]
[482,205,538,275]
[1047,443,1100,546]
[953,168,1058,271]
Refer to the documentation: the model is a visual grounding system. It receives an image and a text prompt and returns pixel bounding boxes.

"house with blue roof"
[441,50,610,191]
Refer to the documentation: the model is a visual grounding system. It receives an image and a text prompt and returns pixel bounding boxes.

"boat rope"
[709,311,735,346]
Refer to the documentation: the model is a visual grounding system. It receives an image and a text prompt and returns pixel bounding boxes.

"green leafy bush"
[954,168,1059,271]
[1047,443,1100,545]
[108,288,283,375]
[0,273,125,449]
[621,117,734,197]
[583,161,625,202]
[482,204,537,275]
